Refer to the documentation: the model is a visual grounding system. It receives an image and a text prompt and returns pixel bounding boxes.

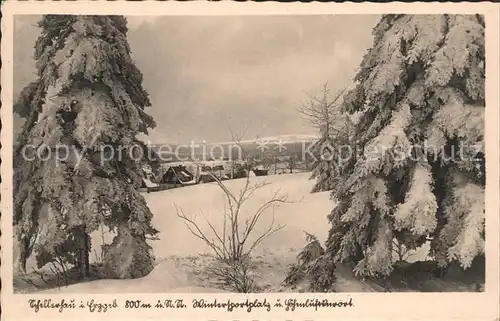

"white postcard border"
[1,2,499,321]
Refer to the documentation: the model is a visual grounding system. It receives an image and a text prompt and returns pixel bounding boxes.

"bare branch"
[176,126,291,267]
[175,205,227,260]
[200,209,229,257]
[297,83,349,137]
[240,192,288,245]
[31,268,50,285]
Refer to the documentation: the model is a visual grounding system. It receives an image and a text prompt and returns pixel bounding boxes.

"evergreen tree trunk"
[84,231,90,277]
[17,236,29,274]
[76,226,90,279]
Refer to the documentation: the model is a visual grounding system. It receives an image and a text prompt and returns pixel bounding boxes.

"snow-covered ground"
[143,172,331,258]
[32,173,332,293]
[18,172,431,293]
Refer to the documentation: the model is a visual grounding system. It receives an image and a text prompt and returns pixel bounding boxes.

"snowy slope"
[38,173,333,293]
[144,172,331,258]
[19,172,431,294]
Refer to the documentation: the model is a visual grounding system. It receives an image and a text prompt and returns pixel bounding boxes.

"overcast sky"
[14,15,380,143]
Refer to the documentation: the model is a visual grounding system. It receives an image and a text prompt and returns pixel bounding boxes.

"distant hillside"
[150,134,319,163]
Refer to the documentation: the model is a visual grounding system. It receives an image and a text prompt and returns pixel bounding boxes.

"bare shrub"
[17,270,48,290]
[47,257,70,287]
[176,128,289,292]
[175,180,287,261]
[18,255,71,290]
[392,239,416,263]
[206,255,260,293]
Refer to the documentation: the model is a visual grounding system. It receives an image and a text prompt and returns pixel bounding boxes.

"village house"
[160,165,197,186]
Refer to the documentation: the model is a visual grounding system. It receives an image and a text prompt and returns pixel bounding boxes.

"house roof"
[142,177,159,188]
[167,165,192,174]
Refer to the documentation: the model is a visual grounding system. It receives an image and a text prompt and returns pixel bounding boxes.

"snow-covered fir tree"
[313,14,485,283]
[13,15,159,279]
[300,84,354,193]
[310,135,345,193]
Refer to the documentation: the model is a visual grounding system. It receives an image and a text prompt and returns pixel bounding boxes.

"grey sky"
[14,15,380,143]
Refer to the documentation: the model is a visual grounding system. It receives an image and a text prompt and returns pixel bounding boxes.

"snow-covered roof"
[142,177,159,188]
